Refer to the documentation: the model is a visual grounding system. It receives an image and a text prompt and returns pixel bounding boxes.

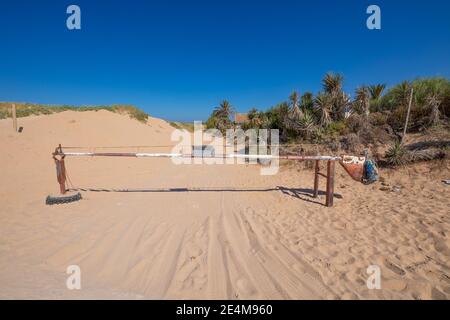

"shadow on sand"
[68,186,342,207]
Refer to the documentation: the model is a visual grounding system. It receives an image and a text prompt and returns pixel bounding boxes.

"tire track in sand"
[243,208,333,299]
[220,206,287,299]
[206,194,231,299]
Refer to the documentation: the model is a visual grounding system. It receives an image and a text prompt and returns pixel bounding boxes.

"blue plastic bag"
[362,160,378,184]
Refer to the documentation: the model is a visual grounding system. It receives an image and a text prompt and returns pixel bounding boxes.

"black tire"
[46,192,82,205]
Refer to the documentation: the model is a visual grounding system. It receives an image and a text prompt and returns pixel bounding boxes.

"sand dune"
[0,110,449,299]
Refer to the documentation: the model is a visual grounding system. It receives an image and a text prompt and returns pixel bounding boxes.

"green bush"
[325,121,348,136]
[381,77,450,131]
[369,112,388,126]
[205,115,219,129]
[385,141,407,166]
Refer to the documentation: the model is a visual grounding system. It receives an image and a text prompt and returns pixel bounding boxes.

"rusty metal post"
[54,145,67,194]
[325,160,335,207]
[313,160,320,198]
[59,157,67,194]
[55,157,67,194]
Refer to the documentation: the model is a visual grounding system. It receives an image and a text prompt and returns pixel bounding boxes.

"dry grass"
[384,140,447,167]
[0,103,149,123]
[169,121,195,132]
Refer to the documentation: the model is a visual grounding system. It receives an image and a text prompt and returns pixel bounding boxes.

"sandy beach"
[0,110,449,300]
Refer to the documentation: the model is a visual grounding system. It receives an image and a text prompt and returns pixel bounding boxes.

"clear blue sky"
[1,0,449,121]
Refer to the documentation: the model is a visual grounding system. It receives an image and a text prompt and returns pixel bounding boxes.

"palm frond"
[368,84,386,100]
[289,90,301,117]
[322,72,343,96]
[314,93,333,126]
[213,100,234,119]
[355,86,370,118]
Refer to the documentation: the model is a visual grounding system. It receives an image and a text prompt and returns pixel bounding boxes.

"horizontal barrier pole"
[51,145,341,207]
[54,151,341,161]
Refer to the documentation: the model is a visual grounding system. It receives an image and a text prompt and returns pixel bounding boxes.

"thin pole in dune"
[325,160,335,207]
[12,104,17,132]
[402,87,414,145]
[313,160,320,198]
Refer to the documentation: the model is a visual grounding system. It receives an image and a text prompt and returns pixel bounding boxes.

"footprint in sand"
[188,245,203,258]
[383,279,408,291]
[433,238,450,256]
[236,278,256,297]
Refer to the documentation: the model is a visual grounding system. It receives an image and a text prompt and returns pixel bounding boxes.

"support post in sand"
[12,104,17,132]
[54,145,67,194]
[401,87,414,145]
[57,158,67,194]
[313,160,320,198]
[325,160,335,207]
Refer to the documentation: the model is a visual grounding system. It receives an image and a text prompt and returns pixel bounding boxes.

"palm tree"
[333,91,352,120]
[297,109,317,139]
[301,92,314,111]
[413,78,449,126]
[212,100,235,132]
[368,84,386,100]
[289,91,301,117]
[248,107,263,128]
[274,102,291,141]
[314,93,333,126]
[321,72,349,120]
[392,81,412,108]
[426,94,441,126]
[213,100,234,120]
[368,84,386,112]
[355,86,370,120]
[322,72,344,97]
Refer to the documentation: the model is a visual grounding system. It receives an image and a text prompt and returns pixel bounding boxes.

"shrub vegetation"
[0,103,149,123]
[205,74,450,164]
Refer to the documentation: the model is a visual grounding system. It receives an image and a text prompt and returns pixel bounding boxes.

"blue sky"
[1,0,449,121]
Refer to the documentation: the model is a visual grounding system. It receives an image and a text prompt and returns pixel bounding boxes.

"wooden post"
[313,160,320,198]
[325,160,335,207]
[401,87,414,145]
[12,104,17,132]
[55,157,67,194]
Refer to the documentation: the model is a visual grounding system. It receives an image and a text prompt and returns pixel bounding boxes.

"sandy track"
[0,110,449,299]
